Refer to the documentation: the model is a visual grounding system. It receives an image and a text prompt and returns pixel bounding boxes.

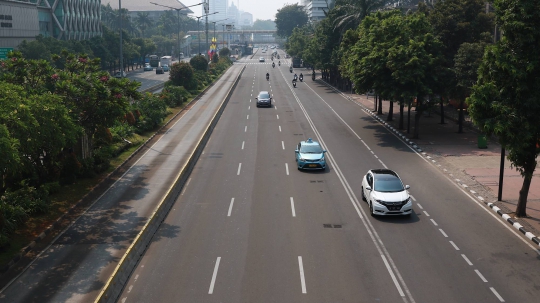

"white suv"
[361,169,412,216]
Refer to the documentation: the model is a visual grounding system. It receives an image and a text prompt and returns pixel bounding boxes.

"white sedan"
[259,57,265,62]
[361,169,412,216]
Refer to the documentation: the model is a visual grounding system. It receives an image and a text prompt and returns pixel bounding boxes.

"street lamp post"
[195,12,218,56]
[119,0,123,76]
[151,2,203,61]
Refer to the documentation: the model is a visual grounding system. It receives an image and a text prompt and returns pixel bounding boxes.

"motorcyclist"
[271,56,274,61]
[292,78,297,87]
[272,62,275,68]
[293,73,298,81]
[290,66,293,73]
[312,70,316,80]
[299,73,304,81]
[278,61,281,66]
[266,72,269,80]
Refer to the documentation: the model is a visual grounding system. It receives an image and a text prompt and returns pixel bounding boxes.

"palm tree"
[333,0,388,31]
[135,12,153,38]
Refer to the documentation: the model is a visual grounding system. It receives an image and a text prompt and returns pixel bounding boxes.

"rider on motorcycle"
[266,72,269,80]
[278,61,281,66]
[293,73,298,81]
[292,78,297,87]
[299,73,304,81]
[272,62,275,68]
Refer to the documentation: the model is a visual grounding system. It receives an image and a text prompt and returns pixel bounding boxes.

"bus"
[160,55,172,67]
[149,55,160,67]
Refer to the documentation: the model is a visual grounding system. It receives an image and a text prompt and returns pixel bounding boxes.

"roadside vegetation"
[0,10,233,263]
[279,0,538,216]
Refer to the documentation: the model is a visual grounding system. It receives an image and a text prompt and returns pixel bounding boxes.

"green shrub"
[190,55,208,71]
[161,86,191,107]
[134,93,168,132]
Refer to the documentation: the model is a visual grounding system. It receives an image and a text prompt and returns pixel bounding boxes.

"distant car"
[295,138,327,170]
[156,66,164,74]
[144,64,153,71]
[259,57,265,62]
[255,91,272,107]
[361,169,412,216]
[114,71,127,78]
[161,64,170,72]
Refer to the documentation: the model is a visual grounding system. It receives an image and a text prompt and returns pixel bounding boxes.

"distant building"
[206,0,227,22]
[239,12,252,27]
[0,0,101,50]
[101,0,194,22]
[226,1,239,28]
[302,0,331,22]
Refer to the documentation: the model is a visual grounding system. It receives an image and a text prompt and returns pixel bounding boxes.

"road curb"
[0,66,233,276]
[318,79,540,249]
[94,64,246,303]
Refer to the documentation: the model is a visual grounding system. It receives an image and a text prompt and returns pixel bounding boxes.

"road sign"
[0,48,14,59]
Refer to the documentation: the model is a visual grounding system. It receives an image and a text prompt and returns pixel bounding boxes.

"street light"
[195,12,218,56]
[150,1,203,61]
[212,18,228,50]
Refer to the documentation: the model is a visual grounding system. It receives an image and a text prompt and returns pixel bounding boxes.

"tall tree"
[467,0,540,217]
[333,0,388,32]
[275,4,309,38]
[284,26,311,59]
[135,12,154,38]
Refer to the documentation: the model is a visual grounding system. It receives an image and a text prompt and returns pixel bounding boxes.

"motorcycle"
[290,67,293,73]
[299,75,303,82]
[293,80,297,88]
[272,62,275,68]
[278,61,281,66]
[266,74,269,81]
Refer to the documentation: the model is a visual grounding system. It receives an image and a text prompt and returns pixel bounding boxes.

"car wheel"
[361,187,366,201]
[369,202,375,217]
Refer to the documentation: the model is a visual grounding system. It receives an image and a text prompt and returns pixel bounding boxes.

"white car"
[259,57,265,62]
[361,169,412,216]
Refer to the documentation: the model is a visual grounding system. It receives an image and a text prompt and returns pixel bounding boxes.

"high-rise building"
[206,0,227,22]
[302,0,331,22]
[226,1,238,28]
[101,0,194,24]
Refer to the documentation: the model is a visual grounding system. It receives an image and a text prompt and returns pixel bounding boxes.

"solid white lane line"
[474,269,488,282]
[208,257,221,294]
[282,141,285,150]
[242,141,245,150]
[461,254,473,266]
[439,229,448,237]
[381,254,405,297]
[423,211,430,217]
[227,198,235,216]
[449,241,460,250]
[279,125,282,132]
[298,256,306,293]
[285,163,289,175]
[290,197,296,217]
[277,114,280,119]
[244,126,247,132]
[237,163,242,175]
[490,287,505,302]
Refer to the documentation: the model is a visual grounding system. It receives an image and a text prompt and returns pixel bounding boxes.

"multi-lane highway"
[117,49,540,302]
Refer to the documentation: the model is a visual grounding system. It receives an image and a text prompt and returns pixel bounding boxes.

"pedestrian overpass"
[186,29,284,46]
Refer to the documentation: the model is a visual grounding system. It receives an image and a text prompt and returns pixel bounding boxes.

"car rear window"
[374,175,404,192]
[259,93,270,99]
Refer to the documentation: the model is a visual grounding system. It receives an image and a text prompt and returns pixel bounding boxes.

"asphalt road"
[0,65,245,303]
[118,50,540,303]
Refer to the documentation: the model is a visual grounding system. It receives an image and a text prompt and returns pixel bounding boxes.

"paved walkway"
[324,82,540,246]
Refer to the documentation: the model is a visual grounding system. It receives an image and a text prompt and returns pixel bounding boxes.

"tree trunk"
[407,99,411,134]
[387,100,393,121]
[515,141,537,217]
[378,96,383,115]
[440,98,445,124]
[399,99,404,129]
[374,94,378,112]
[458,99,464,133]
[413,95,423,139]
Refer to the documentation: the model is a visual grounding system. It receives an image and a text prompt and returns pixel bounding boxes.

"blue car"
[295,138,327,170]
[162,64,170,72]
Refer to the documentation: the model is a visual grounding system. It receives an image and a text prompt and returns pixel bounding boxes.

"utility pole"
[119,0,123,76]
[205,0,209,59]
[151,2,203,61]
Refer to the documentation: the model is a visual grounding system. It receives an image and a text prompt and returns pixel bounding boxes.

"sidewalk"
[329,83,540,247]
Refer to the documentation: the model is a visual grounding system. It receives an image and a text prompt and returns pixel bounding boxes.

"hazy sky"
[180,0,299,21]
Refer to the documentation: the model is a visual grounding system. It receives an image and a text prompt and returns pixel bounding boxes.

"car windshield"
[374,175,404,192]
[259,93,270,99]
[300,144,323,153]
